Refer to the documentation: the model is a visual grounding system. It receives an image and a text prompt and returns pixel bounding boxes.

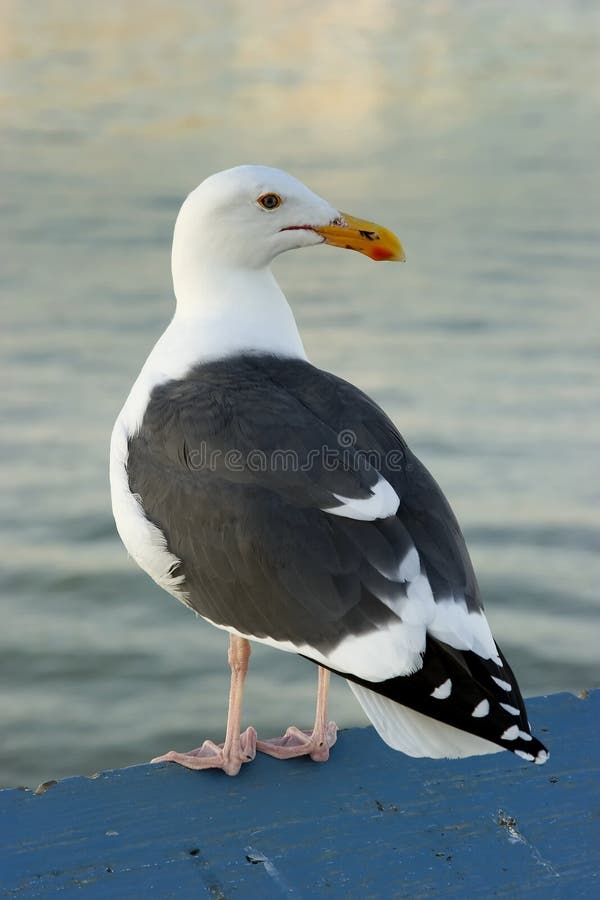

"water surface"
[2,0,599,788]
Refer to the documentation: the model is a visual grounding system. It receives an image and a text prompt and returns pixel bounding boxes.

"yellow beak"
[314,213,405,262]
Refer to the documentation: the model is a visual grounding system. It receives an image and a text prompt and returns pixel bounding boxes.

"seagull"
[110,165,549,775]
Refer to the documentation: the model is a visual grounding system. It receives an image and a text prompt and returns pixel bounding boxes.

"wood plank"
[0,691,598,898]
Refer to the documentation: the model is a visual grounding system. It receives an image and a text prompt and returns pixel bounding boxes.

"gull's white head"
[172,165,404,289]
[173,165,343,271]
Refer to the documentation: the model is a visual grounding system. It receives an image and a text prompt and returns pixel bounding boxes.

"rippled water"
[2,1,599,789]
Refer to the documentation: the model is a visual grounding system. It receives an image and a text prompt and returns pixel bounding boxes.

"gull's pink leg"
[256,666,337,762]
[151,635,256,776]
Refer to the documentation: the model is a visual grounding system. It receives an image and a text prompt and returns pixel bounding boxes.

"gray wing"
[127,356,485,659]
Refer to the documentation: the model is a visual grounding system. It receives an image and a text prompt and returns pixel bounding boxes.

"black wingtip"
[509,734,549,765]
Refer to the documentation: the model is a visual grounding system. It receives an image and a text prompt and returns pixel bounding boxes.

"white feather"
[205,614,425,682]
[397,546,421,581]
[402,574,437,624]
[317,619,424,680]
[323,475,399,522]
[428,599,498,660]
[349,682,503,759]
[372,571,436,628]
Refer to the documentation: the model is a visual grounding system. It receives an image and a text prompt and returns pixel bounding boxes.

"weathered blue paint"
[0,691,598,898]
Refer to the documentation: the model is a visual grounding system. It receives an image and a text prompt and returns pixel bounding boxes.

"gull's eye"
[257,192,282,211]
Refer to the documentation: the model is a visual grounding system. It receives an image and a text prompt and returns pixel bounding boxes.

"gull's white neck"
[144,263,307,389]
[115,232,308,439]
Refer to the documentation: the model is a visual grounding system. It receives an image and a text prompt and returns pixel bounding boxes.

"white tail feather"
[348,681,503,759]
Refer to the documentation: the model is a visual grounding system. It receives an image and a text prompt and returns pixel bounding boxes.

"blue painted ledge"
[0,691,598,899]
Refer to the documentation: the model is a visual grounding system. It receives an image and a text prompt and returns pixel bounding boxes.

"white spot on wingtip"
[492,654,503,667]
[501,725,520,740]
[500,703,520,716]
[535,749,549,765]
[431,678,452,700]
[472,699,490,718]
[492,676,512,692]
[515,749,535,762]
[518,730,533,742]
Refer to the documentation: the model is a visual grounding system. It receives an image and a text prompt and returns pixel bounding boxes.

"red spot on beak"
[372,245,394,261]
